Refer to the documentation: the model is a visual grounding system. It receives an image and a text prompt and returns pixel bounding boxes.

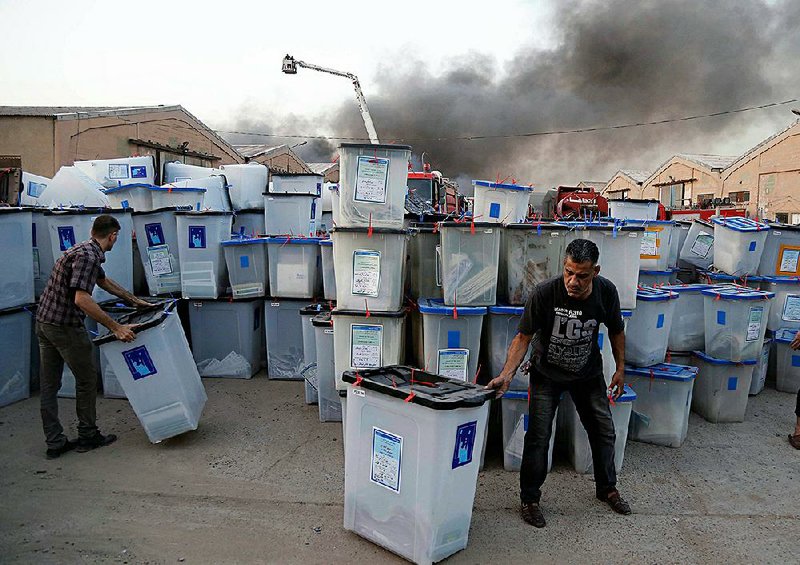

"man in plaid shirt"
[37,214,150,459]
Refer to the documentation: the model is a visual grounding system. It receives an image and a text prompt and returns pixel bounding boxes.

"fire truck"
[405,163,466,215]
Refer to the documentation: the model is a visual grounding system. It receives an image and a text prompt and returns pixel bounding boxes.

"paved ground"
[1,374,799,564]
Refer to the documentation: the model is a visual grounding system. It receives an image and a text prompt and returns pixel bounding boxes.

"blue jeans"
[520,370,617,503]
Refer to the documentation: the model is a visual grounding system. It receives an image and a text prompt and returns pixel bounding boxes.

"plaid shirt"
[37,239,106,327]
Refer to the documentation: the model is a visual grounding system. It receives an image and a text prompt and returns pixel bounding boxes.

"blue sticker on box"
[188,226,206,249]
[122,345,157,380]
[131,166,147,179]
[144,223,165,246]
[447,330,461,349]
[121,199,130,209]
[240,254,250,268]
[28,181,46,197]
[452,421,478,469]
[57,226,76,251]
[717,310,726,325]
[727,376,738,391]
[656,313,665,328]
[489,202,501,219]
[748,241,757,252]
[597,332,604,350]
[792,355,800,368]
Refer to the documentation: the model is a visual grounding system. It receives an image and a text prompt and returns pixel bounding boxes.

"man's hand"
[485,374,514,398]
[113,324,137,343]
[791,330,800,351]
[608,369,625,400]
[129,297,153,310]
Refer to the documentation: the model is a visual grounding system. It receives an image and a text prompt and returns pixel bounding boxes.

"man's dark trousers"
[520,370,617,503]
[37,322,99,449]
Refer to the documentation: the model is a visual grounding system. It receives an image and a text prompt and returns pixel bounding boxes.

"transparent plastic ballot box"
[701,285,773,362]
[102,184,156,211]
[0,208,34,310]
[558,385,636,474]
[175,211,233,299]
[625,286,679,367]
[638,268,678,287]
[472,180,533,224]
[264,299,306,381]
[749,338,772,396]
[319,239,337,301]
[759,276,800,331]
[690,351,756,423]
[74,155,156,189]
[300,303,333,405]
[698,269,763,289]
[187,298,264,379]
[337,143,412,229]
[669,221,692,269]
[625,363,698,448]
[270,173,323,196]
[132,208,184,297]
[661,283,712,352]
[502,223,569,305]
[757,222,800,277]
[0,305,32,408]
[332,227,408,311]
[607,198,660,221]
[341,365,493,565]
[439,221,501,307]
[232,208,266,238]
[500,390,557,472]
[221,237,269,299]
[313,311,341,422]
[417,298,486,382]
[623,219,675,271]
[484,305,531,391]
[263,193,320,237]
[711,217,770,277]
[265,237,321,299]
[150,185,206,211]
[31,209,56,298]
[94,301,207,443]
[219,163,269,210]
[407,223,442,300]
[772,328,800,393]
[679,219,715,270]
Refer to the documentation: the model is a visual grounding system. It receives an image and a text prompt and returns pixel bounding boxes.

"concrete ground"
[1,374,798,564]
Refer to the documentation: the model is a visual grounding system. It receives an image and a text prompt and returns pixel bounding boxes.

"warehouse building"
[639,153,737,208]
[233,144,312,174]
[603,169,650,198]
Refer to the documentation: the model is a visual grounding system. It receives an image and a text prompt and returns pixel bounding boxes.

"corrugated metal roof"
[677,153,739,171]
[306,162,338,175]
[578,180,606,190]
[619,169,650,183]
[0,105,180,118]
[233,144,285,159]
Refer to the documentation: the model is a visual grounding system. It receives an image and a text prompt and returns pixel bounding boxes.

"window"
[660,183,685,208]
[775,213,789,224]
[728,191,750,203]
[793,214,800,226]
[696,193,714,207]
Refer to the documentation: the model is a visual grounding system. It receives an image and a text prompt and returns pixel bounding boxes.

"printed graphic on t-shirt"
[547,306,597,372]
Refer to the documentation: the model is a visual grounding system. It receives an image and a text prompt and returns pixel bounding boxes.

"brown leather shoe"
[598,490,632,515]
[789,434,800,450]
[521,502,546,528]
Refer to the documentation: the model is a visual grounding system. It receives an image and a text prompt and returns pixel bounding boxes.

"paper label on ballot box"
[438,349,469,381]
[354,156,389,203]
[371,427,402,493]
[746,307,763,342]
[352,250,380,297]
[351,324,383,368]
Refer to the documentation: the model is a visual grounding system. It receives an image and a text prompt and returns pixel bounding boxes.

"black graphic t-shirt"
[518,275,624,383]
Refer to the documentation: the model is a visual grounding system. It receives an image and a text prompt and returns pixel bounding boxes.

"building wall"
[642,160,722,206]
[250,151,309,174]
[604,175,643,197]
[0,117,55,176]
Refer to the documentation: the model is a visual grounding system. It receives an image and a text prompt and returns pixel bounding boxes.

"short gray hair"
[565,238,599,265]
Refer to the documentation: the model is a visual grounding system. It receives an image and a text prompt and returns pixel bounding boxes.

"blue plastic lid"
[711,217,770,232]
[699,270,764,282]
[700,286,774,301]
[489,305,525,315]
[319,239,333,246]
[640,268,678,276]
[150,185,207,193]
[636,286,678,301]
[418,298,487,316]
[760,276,800,285]
[774,328,800,344]
[621,310,633,318]
[502,390,529,400]
[472,180,533,192]
[616,384,637,403]
[691,350,758,365]
[660,283,713,293]
[625,363,698,382]
[264,237,321,245]
[221,237,266,246]
[623,219,675,226]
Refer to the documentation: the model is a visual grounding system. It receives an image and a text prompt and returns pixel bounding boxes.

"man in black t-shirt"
[487,238,631,527]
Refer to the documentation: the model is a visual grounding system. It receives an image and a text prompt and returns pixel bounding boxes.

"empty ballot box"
[313,311,341,422]
[266,237,321,299]
[0,305,32,408]
[175,211,233,299]
[300,303,332,405]
[712,217,769,277]
[638,268,678,287]
[270,173,323,196]
[407,224,442,300]
[625,287,678,367]
[341,366,493,565]
[607,198,661,221]
[439,222,501,307]
[626,363,698,448]
[32,209,56,297]
[624,220,674,271]
[263,193,319,236]
[472,180,533,224]
[758,222,800,277]
[0,208,34,310]
[417,299,486,381]
[74,156,156,189]
[319,239,337,301]
[662,284,711,352]
[94,301,207,443]
[760,276,800,331]
[222,237,269,298]
[773,328,800,393]
[502,223,569,305]
[690,351,756,423]
[219,163,269,210]
[501,390,557,472]
[484,305,533,391]
[264,299,306,380]
[749,338,772,395]
[701,285,773,362]
[132,208,183,296]
[232,209,266,238]
[679,219,715,270]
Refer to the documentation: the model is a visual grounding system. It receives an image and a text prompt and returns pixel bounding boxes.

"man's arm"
[485,332,533,397]
[608,329,625,399]
[96,277,151,308]
[74,290,136,342]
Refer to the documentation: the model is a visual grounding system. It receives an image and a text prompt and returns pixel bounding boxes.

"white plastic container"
[40,166,110,209]
[232,209,266,238]
[758,223,800,276]
[598,310,632,385]
[222,237,268,298]
[264,299,306,380]
[187,299,264,378]
[132,209,183,296]
[485,306,531,391]
[625,287,679,367]
[662,284,712,352]
[329,184,340,227]
[712,217,770,276]
[679,219,715,270]
[418,299,486,381]
[97,302,138,399]
[263,193,320,236]
[220,163,269,210]
[341,366,492,565]
[472,180,532,224]
[332,228,407,311]
[749,338,771,395]
[690,351,755,423]
[162,161,220,183]
[31,209,56,298]
[94,301,207,443]
[271,173,323,196]
[313,311,341,422]
[440,222,501,307]
[772,328,800,393]
[559,385,636,474]
[501,390,556,472]
[74,156,156,189]
[337,143,411,229]
[408,223,442,300]
[759,276,800,331]
[151,185,206,211]
[0,306,32,408]
[624,220,674,271]
[332,308,406,390]
[607,199,660,221]
[502,223,569,305]
[102,184,155,211]
[319,239,337,301]
[300,304,329,405]
[626,363,698,447]
[175,211,233,299]
[20,171,52,207]
[0,209,34,310]
[265,237,321,299]
[638,269,678,287]
[701,285,773,361]
[670,221,692,268]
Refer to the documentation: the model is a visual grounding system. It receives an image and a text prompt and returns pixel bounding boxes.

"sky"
[1,0,798,189]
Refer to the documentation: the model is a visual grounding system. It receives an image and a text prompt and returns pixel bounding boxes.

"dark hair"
[91,214,121,238]
[565,238,599,265]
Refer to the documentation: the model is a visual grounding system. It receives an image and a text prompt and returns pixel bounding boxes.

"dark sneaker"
[77,433,117,453]
[46,440,77,460]
[789,434,800,450]
[598,490,632,515]
[521,502,546,528]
